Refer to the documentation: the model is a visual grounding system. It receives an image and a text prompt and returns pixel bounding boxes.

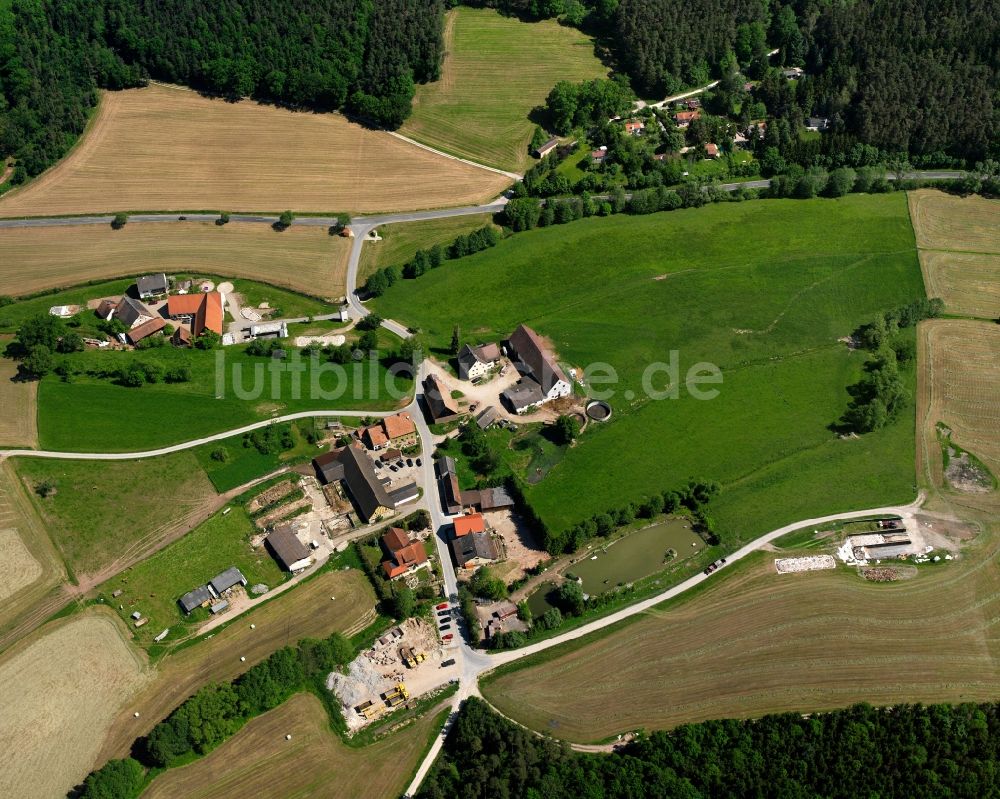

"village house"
[265,525,313,572]
[453,512,486,537]
[361,412,417,451]
[449,530,499,571]
[421,374,461,424]
[114,296,156,330]
[313,445,396,522]
[457,343,501,381]
[686,98,701,110]
[705,142,720,159]
[624,118,645,135]
[136,273,169,299]
[807,117,830,132]
[500,324,571,415]
[380,527,429,579]
[591,147,608,163]
[126,316,166,345]
[435,456,462,515]
[783,66,805,80]
[167,291,224,339]
[462,486,515,514]
[475,406,500,430]
[534,137,560,158]
[674,109,701,127]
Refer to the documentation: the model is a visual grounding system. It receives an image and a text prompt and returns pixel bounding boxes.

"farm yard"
[0,222,351,299]
[0,612,148,799]
[401,7,609,173]
[358,213,496,281]
[97,505,288,645]
[377,194,925,542]
[908,190,1000,319]
[96,567,375,764]
[482,523,1000,743]
[13,452,218,580]
[142,692,446,799]
[0,83,510,216]
[0,355,37,447]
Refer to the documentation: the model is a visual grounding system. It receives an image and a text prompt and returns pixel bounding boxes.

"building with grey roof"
[136,273,169,299]
[178,585,215,614]
[209,566,247,595]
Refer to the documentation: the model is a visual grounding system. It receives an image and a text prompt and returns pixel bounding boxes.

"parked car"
[439,624,452,631]
[442,633,453,641]
[441,659,456,667]
[704,564,717,575]
[437,610,451,617]
[436,602,449,610]
[396,460,404,468]
[390,465,398,472]
[416,458,422,467]
[406,458,413,467]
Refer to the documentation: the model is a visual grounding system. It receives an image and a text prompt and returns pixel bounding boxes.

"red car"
[442,633,454,641]
[436,602,449,610]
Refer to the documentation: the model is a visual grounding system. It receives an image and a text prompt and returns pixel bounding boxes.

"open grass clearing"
[0,221,351,299]
[0,354,36,447]
[482,527,1000,743]
[96,567,376,763]
[13,451,217,580]
[97,505,287,645]
[358,213,496,281]
[33,344,410,452]
[401,7,609,173]
[907,190,1000,320]
[142,691,443,799]
[377,194,924,542]
[0,611,148,799]
[0,84,510,217]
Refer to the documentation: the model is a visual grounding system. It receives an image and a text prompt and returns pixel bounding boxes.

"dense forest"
[472,0,998,164]
[0,0,444,182]
[419,697,1000,798]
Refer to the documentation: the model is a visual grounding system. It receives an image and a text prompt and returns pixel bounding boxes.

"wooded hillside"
[419,697,1000,798]
[0,0,444,182]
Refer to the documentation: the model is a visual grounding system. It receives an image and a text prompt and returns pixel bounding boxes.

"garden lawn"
[36,346,411,451]
[97,505,287,644]
[194,420,324,492]
[376,194,924,542]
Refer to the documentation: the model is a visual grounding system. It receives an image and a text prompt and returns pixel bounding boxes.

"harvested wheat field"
[0,461,65,639]
[0,528,42,603]
[0,83,510,217]
[908,190,1000,319]
[482,532,1000,743]
[144,691,444,799]
[908,189,1000,253]
[96,568,376,764]
[917,319,1000,486]
[0,612,148,799]
[0,356,36,447]
[0,220,351,298]
[918,250,1000,319]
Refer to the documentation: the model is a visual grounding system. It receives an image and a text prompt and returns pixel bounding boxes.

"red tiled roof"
[674,110,700,122]
[167,292,223,337]
[382,541,427,578]
[363,425,389,448]
[383,412,415,440]
[382,527,410,553]
[127,316,166,343]
[454,513,485,537]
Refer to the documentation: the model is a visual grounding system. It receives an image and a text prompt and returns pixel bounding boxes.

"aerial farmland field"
[481,530,1000,743]
[0,354,36,447]
[142,692,445,799]
[0,612,148,799]
[376,194,925,541]
[401,7,609,173]
[0,221,352,299]
[908,190,1000,319]
[0,83,510,217]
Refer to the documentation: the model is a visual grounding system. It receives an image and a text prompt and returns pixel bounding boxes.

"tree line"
[77,629,355,798]
[1,0,444,184]
[840,298,944,434]
[419,697,1000,799]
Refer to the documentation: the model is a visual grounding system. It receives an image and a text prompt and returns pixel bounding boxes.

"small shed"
[178,585,214,614]
[535,137,559,158]
[209,566,247,596]
[209,600,229,615]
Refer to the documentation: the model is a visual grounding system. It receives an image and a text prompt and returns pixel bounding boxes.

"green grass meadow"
[377,194,924,542]
[36,346,411,451]
[400,7,609,172]
[98,505,287,645]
